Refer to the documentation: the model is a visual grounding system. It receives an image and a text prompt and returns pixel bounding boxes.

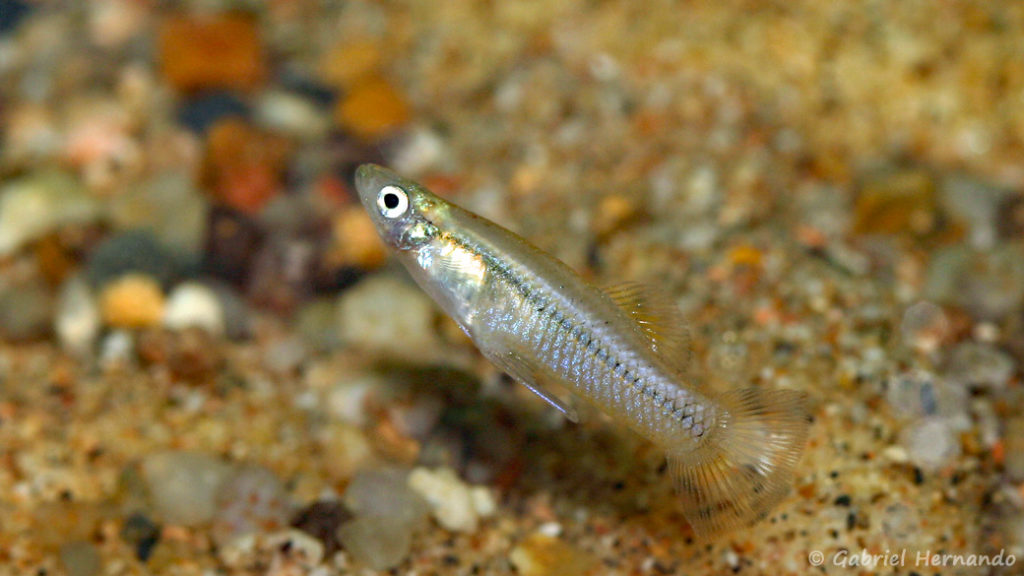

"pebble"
[246,233,326,309]
[159,15,265,92]
[323,373,380,426]
[55,276,101,355]
[163,282,225,336]
[335,274,438,360]
[100,273,166,329]
[109,172,210,255]
[61,100,142,192]
[592,194,640,237]
[58,541,102,576]
[120,512,161,562]
[200,205,265,287]
[296,298,340,352]
[945,341,1016,391]
[0,170,99,257]
[0,0,32,35]
[205,118,290,214]
[0,276,53,341]
[509,534,594,576]
[255,90,330,140]
[219,529,325,571]
[34,230,81,286]
[328,206,388,270]
[290,500,350,557]
[262,335,308,375]
[899,300,949,354]
[407,466,495,533]
[85,230,186,289]
[86,0,146,48]
[343,468,429,533]
[334,76,411,140]
[319,422,375,482]
[387,395,444,440]
[258,193,314,237]
[939,173,1011,250]
[137,327,223,383]
[320,40,382,88]
[99,329,135,368]
[885,369,967,421]
[880,502,919,541]
[277,67,336,107]
[900,417,961,472]
[211,465,292,546]
[140,451,232,526]
[390,126,449,175]
[337,515,412,570]
[210,283,252,340]
[924,243,1024,321]
[176,91,250,134]
[853,167,938,236]
[1004,417,1024,483]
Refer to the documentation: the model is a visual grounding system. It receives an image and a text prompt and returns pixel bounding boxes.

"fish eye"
[377,185,409,218]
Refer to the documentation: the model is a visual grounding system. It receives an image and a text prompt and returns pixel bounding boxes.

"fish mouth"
[354,163,395,199]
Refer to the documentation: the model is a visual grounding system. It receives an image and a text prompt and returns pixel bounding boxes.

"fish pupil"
[383,192,400,209]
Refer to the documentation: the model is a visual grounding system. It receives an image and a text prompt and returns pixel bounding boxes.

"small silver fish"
[356,164,809,536]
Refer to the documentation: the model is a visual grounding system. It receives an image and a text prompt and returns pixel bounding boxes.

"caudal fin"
[669,387,810,537]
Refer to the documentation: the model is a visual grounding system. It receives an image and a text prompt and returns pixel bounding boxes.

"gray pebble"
[0,277,53,341]
[212,465,292,546]
[343,468,429,533]
[58,540,102,576]
[141,451,232,526]
[946,341,1016,391]
[337,515,412,571]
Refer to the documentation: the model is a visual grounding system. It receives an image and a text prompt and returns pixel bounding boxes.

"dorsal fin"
[604,282,692,372]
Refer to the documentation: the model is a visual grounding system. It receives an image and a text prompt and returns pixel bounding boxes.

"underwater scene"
[0,1,1021,575]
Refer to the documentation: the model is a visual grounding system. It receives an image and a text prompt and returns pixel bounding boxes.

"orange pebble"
[204,118,290,213]
[320,40,382,88]
[728,244,763,267]
[335,76,411,140]
[159,15,266,92]
[328,206,388,269]
[991,439,1004,465]
[100,274,165,329]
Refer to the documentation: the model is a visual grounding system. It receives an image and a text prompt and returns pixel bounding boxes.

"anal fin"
[490,351,579,423]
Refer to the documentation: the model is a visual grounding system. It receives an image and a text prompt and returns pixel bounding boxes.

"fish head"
[355,163,485,329]
[355,163,443,251]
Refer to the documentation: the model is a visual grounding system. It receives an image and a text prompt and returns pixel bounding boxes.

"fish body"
[356,164,809,536]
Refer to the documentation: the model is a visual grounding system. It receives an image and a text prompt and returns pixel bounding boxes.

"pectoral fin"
[489,351,579,423]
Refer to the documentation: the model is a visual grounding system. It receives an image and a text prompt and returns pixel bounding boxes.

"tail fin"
[669,387,810,537]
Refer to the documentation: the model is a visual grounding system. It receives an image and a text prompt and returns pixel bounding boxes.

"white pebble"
[336,275,438,360]
[163,282,225,336]
[326,373,380,426]
[55,277,101,356]
[407,466,495,533]
[391,126,448,175]
[900,417,961,472]
[537,522,562,537]
[256,90,329,139]
[0,171,99,256]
